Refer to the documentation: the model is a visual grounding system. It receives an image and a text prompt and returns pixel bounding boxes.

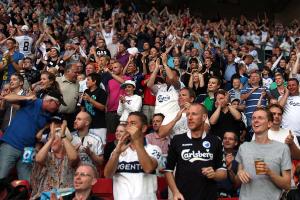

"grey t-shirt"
[236,140,291,200]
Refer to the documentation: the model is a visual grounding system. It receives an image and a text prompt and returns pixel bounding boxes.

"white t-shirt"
[168,113,189,138]
[101,29,115,46]
[117,95,142,122]
[152,83,180,124]
[252,128,300,148]
[71,131,104,165]
[281,95,300,136]
[113,144,162,200]
[15,35,33,57]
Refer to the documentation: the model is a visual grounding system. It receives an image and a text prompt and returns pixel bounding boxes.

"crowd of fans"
[0,0,300,199]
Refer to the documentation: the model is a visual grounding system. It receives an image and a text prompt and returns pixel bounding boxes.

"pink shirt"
[107,76,131,112]
[145,132,169,155]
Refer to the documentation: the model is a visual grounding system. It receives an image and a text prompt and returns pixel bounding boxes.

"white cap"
[21,25,29,31]
[121,80,136,89]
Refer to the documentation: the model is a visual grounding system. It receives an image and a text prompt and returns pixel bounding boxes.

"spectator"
[33,71,60,99]
[82,73,107,143]
[104,112,161,200]
[165,103,226,200]
[0,90,65,181]
[103,124,126,162]
[0,38,24,87]
[105,61,130,133]
[217,131,239,198]
[30,119,79,199]
[15,25,33,57]
[56,64,80,131]
[146,113,169,156]
[51,164,103,200]
[195,76,221,114]
[270,73,286,99]
[188,69,205,97]
[241,70,270,140]
[158,87,195,138]
[236,108,291,199]
[141,60,156,124]
[224,53,237,90]
[20,57,40,86]
[228,76,242,101]
[71,111,104,168]
[147,53,181,125]
[117,80,142,123]
[0,73,26,131]
[209,89,242,139]
[279,78,300,142]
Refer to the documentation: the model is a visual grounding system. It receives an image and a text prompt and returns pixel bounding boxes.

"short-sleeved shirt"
[1,99,52,150]
[56,76,79,114]
[241,86,269,119]
[71,131,104,165]
[152,83,180,124]
[3,51,24,81]
[106,75,131,112]
[113,144,162,200]
[165,131,226,200]
[236,140,291,200]
[281,95,300,136]
[82,87,107,129]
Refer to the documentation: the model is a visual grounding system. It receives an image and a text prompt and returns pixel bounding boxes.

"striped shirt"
[241,86,269,119]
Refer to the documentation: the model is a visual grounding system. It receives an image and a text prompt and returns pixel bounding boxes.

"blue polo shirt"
[1,99,52,150]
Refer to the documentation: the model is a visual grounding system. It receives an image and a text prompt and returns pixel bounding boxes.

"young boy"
[82,72,107,144]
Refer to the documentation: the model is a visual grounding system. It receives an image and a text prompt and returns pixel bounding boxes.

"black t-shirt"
[96,47,111,58]
[103,141,116,162]
[210,110,241,139]
[82,87,107,128]
[166,132,226,200]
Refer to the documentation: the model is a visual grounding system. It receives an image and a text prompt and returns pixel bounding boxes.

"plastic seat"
[92,178,113,200]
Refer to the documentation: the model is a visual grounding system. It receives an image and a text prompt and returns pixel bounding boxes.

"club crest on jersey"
[202,141,211,149]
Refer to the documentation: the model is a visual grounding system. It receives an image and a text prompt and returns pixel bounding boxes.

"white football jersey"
[15,35,33,57]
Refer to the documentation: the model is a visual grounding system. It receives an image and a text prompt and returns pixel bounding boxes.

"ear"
[142,124,148,134]
[91,178,97,186]
[268,121,273,129]
[202,113,208,122]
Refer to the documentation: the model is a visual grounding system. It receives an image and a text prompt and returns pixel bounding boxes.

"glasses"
[75,172,92,178]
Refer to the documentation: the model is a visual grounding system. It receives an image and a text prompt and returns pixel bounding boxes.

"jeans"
[0,142,32,181]
[142,105,155,125]
[105,111,120,134]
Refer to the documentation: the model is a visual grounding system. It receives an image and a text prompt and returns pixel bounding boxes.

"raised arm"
[60,121,79,167]
[3,93,36,103]
[146,58,160,88]
[104,133,131,178]
[128,125,158,173]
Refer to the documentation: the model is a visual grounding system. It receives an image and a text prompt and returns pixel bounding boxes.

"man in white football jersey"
[15,25,33,57]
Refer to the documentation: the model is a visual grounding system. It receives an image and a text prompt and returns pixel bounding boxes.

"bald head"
[74,111,92,131]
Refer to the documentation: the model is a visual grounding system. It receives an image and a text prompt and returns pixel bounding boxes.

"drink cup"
[254,158,265,175]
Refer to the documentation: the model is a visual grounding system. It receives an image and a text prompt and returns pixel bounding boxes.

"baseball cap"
[21,25,29,32]
[121,80,136,89]
[47,90,67,106]
[50,46,60,53]
[51,113,64,123]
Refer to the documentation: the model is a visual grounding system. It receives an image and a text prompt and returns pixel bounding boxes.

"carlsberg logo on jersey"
[181,149,213,163]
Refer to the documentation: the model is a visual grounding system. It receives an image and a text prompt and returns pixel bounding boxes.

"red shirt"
[141,74,156,106]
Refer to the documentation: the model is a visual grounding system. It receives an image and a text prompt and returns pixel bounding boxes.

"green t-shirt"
[203,96,215,112]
